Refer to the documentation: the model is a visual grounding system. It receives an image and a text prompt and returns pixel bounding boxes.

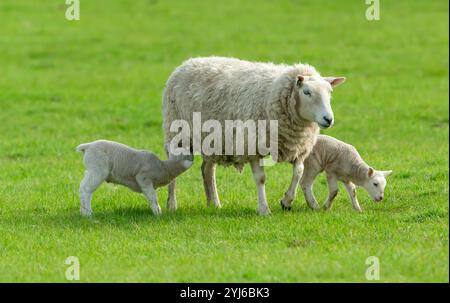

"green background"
[0,0,448,282]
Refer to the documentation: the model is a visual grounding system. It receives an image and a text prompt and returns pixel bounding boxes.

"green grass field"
[0,0,448,282]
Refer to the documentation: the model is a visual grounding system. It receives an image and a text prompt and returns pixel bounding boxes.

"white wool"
[162,57,344,215]
[301,135,392,212]
[76,140,193,216]
[162,56,321,166]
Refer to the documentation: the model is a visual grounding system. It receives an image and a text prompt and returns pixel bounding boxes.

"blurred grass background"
[0,0,448,282]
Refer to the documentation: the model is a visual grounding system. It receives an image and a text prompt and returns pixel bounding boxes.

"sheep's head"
[363,168,392,202]
[293,75,345,128]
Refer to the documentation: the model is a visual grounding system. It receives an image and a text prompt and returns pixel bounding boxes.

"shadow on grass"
[2,197,405,231]
[2,199,324,230]
[5,205,259,229]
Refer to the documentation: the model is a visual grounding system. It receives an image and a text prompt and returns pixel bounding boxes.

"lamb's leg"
[344,181,362,213]
[300,170,320,211]
[79,170,106,216]
[250,160,271,216]
[139,182,162,216]
[323,174,339,210]
[164,143,177,211]
[280,158,304,210]
[201,159,221,208]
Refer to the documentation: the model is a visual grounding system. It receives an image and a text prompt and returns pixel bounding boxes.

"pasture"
[0,0,448,282]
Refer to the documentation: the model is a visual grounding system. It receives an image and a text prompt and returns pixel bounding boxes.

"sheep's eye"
[303,90,312,96]
[373,183,379,187]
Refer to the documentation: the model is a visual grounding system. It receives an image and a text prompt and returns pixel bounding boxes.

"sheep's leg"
[79,170,106,216]
[201,160,212,203]
[344,181,362,213]
[323,174,339,210]
[280,159,304,210]
[166,181,177,211]
[164,143,177,211]
[250,160,271,216]
[167,179,177,210]
[300,170,320,211]
[201,160,221,208]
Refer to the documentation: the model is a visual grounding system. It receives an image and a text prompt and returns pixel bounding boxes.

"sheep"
[299,135,392,212]
[162,57,346,215]
[76,140,193,216]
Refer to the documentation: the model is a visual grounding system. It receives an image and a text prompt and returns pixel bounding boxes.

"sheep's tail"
[76,143,91,153]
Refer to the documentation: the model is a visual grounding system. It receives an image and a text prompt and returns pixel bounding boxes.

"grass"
[0,0,448,282]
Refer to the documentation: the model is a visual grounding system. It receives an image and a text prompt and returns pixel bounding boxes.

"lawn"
[0,0,448,282]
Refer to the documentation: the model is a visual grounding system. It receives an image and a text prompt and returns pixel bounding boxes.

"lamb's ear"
[382,170,393,177]
[368,167,374,177]
[296,75,305,87]
[323,77,346,87]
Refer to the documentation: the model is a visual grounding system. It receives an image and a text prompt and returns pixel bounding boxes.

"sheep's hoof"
[166,200,177,211]
[280,201,292,211]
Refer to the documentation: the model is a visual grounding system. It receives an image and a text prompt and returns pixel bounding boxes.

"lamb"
[76,140,193,216]
[300,135,392,212]
[162,57,346,215]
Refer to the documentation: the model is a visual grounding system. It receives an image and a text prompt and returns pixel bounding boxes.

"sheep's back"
[162,57,320,166]
[163,57,289,124]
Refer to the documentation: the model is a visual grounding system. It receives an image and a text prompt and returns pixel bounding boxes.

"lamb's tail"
[76,143,91,153]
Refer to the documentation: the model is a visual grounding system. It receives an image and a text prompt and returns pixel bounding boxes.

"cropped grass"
[0,0,448,282]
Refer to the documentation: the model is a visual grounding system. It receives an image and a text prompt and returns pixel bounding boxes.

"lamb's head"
[176,154,194,170]
[293,75,345,128]
[164,147,194,180]
[363,168,392,202]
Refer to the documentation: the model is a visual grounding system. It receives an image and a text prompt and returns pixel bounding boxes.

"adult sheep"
[162,57,345,215]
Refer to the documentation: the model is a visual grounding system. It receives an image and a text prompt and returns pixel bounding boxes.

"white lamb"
[162,56,346,215]
[300,135,392,212]
[76,140,193,216]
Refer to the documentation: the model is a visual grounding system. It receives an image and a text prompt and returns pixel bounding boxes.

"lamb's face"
[294,75,345,128]
[363,168,392,202]
[181,158,194,170]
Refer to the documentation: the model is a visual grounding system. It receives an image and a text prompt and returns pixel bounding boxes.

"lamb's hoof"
[80,208,92,217]
[258,208,272,216]
[207,201,222,209]
[152,208,162,216]
[280,201,292,211]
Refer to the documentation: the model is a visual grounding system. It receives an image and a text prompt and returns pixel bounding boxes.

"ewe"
[76,140,193,216]
[162,57,346,215]
[301,135,392,212]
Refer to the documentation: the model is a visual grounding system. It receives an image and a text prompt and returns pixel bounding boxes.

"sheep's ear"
[368,167,374,177]
[324,77,346,87]
[382,170,393,177]
[296,75,305,86]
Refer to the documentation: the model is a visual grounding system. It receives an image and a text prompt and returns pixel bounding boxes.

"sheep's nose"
[323,116,333,126]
